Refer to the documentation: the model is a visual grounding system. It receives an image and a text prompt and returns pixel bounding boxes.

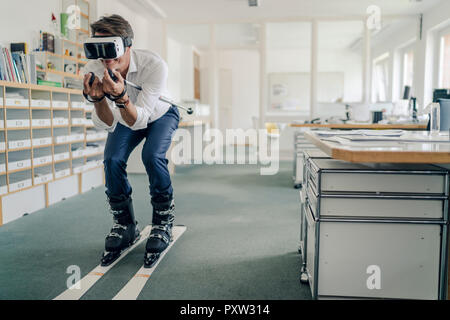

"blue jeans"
[103,106,180,203]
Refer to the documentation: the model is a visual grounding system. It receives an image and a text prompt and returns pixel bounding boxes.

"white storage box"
[5,98,28,107]
[33,155,53,166]
[34,173,53,184]
[0,142,5,151]
[32,119,51,127]
[6,119,30,128]
[0,120,4,128]
[54,152,70,162]
[55,169,71,179]
[53,118,69,126]
[0,185,7,195]
[86,133,97,141]
[32,137,52,147]
[69,134,84,142]
[72,149,85,158]
[8,159,32,171]
[71,102,84,109]
[84,119,94,126]
[53,101,69,108]
[9,139,31,150]
[54,135,70,144]
[73,166,84,174]
[71,118,85,126]
[9,179,32,192]
[0,164,6,173]
[31,100,51,108]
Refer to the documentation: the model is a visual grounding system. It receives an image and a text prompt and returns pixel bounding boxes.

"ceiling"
[149,0,443,22]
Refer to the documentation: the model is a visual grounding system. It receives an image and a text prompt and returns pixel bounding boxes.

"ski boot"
[144,197,175,268]
[101,196,140,267]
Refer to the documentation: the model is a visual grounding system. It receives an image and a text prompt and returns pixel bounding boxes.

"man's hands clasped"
[83,69,129,105]
[83,73,105,102]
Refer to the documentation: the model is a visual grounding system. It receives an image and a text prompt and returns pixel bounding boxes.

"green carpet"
[0,162,312,300]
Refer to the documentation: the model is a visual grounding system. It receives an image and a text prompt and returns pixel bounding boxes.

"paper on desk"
[319,136,396,147]
[337,134,450,143]
[315,130,404,137]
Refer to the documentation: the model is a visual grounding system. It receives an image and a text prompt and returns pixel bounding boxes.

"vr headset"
[84,36,132,60]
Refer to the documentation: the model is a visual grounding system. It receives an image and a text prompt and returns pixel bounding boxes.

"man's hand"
[83,73,104,100]
[103,69,126,98]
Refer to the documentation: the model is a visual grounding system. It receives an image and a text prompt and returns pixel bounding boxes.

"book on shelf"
[37,79,62,87]
[0,44,37,84]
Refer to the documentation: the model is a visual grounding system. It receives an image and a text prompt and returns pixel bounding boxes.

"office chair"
[438,98,450,131]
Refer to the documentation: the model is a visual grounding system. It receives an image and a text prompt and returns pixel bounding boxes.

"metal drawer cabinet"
[293,131,323,189]
[306,183,448,220]
[305,199,447,300]
[299,150,332,283]
[307,159,449,196]
[300,158,449,300]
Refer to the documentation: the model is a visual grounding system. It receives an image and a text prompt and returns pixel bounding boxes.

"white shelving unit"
[0,81,107,226]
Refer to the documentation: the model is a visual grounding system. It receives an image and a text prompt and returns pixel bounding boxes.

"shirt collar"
[127,50,138,75]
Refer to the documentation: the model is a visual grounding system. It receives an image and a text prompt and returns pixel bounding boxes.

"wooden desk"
[304,131,450,164]
[291,123,428,130]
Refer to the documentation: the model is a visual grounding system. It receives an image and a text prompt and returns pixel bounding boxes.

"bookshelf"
[37,0,91,88]
[0,80,107,226]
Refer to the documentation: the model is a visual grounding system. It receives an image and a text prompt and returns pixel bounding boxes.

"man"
[82,14,180,268]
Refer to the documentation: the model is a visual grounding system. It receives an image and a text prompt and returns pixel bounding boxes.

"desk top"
[304,131,450,164]
[291,123,428,130]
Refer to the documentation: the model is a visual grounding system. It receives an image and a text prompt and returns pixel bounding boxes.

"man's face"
[94,32,130,73]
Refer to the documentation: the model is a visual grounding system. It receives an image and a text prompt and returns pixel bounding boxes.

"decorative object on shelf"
[47,61,56,70]
[60,13,69,38]
[64,64,76,74]
[42,32,55,53]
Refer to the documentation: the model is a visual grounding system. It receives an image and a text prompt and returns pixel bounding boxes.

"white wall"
[167,38,196,102]
[0,0,62,50]
[96,0,164,55]
[219,50,260,131]
[167,37,182,101]
[370,0,450,109]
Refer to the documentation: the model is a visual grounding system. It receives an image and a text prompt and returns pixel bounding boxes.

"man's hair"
[90,14,134,40]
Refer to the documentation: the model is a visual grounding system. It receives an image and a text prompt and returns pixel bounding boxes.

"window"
[403,49,414,89]
[317,21,364,104]
[372,53,390,103]
[266,22,312,115]
[439,33,450,88]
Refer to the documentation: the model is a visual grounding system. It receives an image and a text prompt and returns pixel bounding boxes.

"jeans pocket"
[171,106,181,121]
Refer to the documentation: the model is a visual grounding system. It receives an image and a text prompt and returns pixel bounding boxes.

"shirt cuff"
[92,110,118,133]
[129,107,150,131]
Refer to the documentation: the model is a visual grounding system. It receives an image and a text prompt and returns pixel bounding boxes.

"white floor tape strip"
[113,226,187,300]
[54,225,152,300]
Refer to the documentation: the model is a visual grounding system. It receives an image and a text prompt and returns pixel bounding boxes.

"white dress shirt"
[83,49,171,132]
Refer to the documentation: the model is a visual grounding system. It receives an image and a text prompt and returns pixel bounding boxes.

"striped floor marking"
[113,226,187,300]
[54,225,152,300]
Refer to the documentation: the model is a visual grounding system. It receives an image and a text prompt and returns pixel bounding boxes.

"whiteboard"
[269,72,345,111]
[269,72,310,112]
